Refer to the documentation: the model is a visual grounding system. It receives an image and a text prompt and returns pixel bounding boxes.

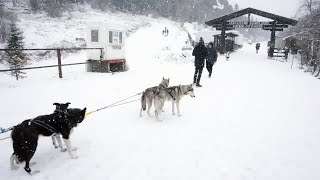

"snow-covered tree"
[5,22,27,80]
[12,0,17,7]
[284,0,320,76]
[234,3,239,11]
[29,0,40,12]
[0,4,17,43]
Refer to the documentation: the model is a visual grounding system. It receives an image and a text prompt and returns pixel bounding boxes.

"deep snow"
[1,8,320,180]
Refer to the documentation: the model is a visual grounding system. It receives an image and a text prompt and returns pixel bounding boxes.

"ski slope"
[1,14,320,180]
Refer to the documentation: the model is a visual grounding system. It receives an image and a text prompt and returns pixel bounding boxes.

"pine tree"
[234,3,239,11]
[5,22,27,80]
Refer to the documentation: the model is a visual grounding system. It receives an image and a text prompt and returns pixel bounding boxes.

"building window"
[91,30,98,42]
[109,31,113,43]
[109,31,123,44]
[119,32,122,43]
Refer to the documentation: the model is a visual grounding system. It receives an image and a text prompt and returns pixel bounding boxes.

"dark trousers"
[206,62,213,77]
[193,66,203,84]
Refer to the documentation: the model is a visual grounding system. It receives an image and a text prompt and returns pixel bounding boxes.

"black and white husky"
[154,84,195,120]
[140,77,170,117]
[10,104,86,175]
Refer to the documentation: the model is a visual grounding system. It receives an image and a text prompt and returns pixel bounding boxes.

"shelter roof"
[205,7,298,26]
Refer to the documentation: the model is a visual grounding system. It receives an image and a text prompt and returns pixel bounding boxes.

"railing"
[0,48,103,78]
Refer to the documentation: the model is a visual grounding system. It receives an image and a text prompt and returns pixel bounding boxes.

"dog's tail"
[141,91,147,111]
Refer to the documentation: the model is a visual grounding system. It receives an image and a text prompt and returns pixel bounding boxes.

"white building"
[86,21,127,72]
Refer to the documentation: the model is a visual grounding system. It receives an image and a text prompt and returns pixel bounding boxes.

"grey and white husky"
[154,84,195,120]
[140,77,170,117]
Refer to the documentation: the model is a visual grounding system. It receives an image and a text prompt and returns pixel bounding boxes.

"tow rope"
[85,91,143,117]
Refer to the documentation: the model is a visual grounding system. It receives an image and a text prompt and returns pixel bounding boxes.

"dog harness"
[30,119,60,134]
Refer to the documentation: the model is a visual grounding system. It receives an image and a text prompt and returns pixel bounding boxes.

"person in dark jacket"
[255,43,260,53]
[192,37,207,87]
[205,42,218,78]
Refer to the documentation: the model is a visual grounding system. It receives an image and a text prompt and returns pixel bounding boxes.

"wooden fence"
[0,48,103,78]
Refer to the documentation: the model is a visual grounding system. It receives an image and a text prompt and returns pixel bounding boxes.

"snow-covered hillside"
[1,7,320,180]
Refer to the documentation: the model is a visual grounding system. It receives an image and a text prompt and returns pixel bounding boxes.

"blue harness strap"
[0,126,14,134]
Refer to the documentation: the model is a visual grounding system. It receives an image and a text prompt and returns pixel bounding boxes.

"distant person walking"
[192,37,207,87]
[226,51,230,61]
[284,47,289,60]
[205,42,218,78]
[256,43,260,53]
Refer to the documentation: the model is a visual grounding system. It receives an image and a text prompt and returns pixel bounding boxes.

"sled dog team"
[7,77,195,175]
[140,77,195,119]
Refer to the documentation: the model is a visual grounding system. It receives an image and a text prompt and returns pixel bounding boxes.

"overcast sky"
[227,0,301,18]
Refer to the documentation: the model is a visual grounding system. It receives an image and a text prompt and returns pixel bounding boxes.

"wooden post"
[57,49,63,78]
[268,24,276,57]
[100,48,103,60]
[220,21,226,54]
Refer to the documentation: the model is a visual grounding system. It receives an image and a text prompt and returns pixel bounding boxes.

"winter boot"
[193,75,197,85]
[196,73,202,84]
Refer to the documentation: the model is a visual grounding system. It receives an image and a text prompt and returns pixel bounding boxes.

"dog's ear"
[53,103,60,106]
[162,77,164,80]
[81,107,87,118]
[66,102,71,107]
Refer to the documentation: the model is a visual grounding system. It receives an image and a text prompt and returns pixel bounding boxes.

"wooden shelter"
[213,32,239,52]
[205,7,298,57]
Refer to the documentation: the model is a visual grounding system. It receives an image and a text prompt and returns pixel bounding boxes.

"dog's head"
[53,102,71,113]
[182,84,195,98]
[66,107,87,128]
[160,77,170,88]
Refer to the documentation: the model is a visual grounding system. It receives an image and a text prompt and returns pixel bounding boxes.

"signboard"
[212,24,234,28]
[216,27,235,31]
[262,27,284,31]
[112,45,122,50]
[227,21,272,25]
[262,24,289,28]
[233,24,264,28]
[212,21,289,30]
[228,21,272,28]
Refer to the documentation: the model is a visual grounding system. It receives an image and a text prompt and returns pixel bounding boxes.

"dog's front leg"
[55,135,67,152]
[10,154,19,170]
[63,138,78,159]
[172,101,175,115]
[52,135,59,148]
[176,100,181,116]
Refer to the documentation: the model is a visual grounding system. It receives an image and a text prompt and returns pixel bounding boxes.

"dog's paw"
[30,162,37,166]
[53,145,59,148]
[61,148,67,152]
[71,147,78,151]
[71,155,79,159]
[10,166,19,171]
[30,170,40,175]
[178,114,181,117]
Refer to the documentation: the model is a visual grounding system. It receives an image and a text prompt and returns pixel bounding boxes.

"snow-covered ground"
[1,8,320,180]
